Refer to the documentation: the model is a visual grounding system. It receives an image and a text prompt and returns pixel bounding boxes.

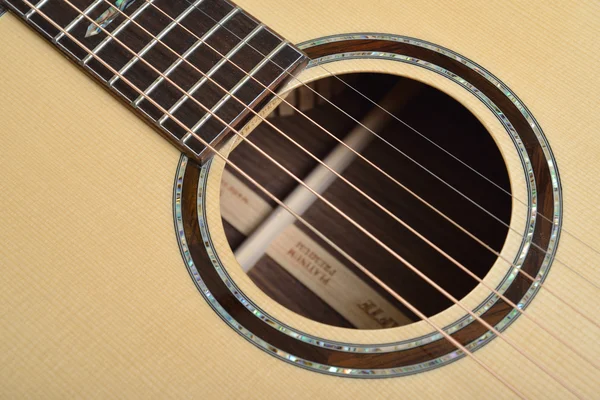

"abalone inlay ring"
[174,34,562,377]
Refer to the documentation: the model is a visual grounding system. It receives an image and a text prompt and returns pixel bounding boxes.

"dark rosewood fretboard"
[3,0,308,163]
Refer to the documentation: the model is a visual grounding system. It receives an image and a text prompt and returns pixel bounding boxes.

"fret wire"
[158,8,242,121]
[55,0,104,41]
[5,1,25,15]
[133,4,237,106]
[24,0,46,18]
[174,19,261,100]
[48,0,300,172]
[82,0,155,64]
[189,23,266,132]
[157,8,246,122]
[9,3,581,396]
[190,38,286,134]
[108,0,203,85]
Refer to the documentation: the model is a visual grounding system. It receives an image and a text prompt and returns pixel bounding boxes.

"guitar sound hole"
[219,73,512,330]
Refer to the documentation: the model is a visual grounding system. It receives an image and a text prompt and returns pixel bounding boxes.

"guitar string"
[75,0,600,346]
[80,0,600,371]
[27,0,600,388]
[114,0,600,300]
[16,1,595,392]
[171,0,600,286]
[16,5,530,398]
[82,0,600,333]
[177,0,600,260]
[117,0,600,331]
[24,2,589,396]
[84,0,600,339]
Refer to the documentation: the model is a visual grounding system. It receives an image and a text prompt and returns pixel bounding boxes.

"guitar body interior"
[1,0,599,398]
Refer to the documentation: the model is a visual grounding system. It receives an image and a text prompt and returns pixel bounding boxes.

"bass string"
[175,0,600,282]
[21,1,588,396]
[16,4,532,398]
[86,0,600,348]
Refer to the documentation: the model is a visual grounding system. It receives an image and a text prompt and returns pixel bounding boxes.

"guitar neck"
[3,0,308,163]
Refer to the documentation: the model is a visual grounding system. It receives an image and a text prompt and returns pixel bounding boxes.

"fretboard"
[3,0,308,163]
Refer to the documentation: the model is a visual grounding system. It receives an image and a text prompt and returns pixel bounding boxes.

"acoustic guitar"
[0,0,598,398]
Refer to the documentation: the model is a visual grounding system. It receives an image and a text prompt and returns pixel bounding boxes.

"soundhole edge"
[174,34,561,377]
[220,72,513,330]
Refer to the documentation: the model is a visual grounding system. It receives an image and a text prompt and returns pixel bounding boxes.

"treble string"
[17,3,530,397]
[174,0,600,289]
[32,0,593,396]
[328,72,600,259]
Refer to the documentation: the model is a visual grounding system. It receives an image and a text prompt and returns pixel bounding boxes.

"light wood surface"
[1,0,599,398]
